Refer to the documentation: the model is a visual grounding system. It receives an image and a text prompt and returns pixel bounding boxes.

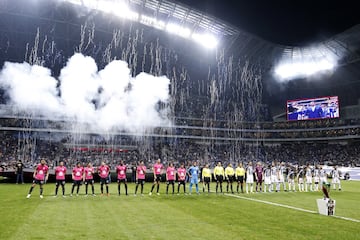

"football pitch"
[0,181,359,240]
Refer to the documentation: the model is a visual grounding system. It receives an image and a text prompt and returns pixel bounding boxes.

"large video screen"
[287,96,339,121]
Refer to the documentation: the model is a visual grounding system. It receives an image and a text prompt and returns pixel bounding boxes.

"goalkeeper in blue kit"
[188,161,200,194]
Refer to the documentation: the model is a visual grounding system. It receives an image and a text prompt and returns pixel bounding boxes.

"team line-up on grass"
[25,158,343,198]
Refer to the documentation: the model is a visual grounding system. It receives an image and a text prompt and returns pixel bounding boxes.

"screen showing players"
[287,96,339,121]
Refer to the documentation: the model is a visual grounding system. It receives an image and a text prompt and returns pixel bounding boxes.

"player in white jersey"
[305,165,313,192]
[297,167,305,192]
[331,166,342,191]
[287,167,296,192]
[319,166,327,188]
[313,166,320,191]
[277,162,287,192]
[263,165,272,192]
[270,162,277,192]
[245,162,254,194]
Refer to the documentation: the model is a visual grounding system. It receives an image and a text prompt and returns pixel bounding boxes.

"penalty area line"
[224,193,360,223]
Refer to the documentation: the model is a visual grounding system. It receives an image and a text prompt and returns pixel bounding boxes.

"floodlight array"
[274,45,338,80]
[61,0,220,49]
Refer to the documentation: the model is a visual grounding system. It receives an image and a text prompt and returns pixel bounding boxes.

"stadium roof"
[0,0,360,118]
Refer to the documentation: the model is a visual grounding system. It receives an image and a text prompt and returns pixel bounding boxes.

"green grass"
[0,181,359,240]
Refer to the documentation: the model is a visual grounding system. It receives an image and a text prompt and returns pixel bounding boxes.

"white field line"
[224,193,360,223]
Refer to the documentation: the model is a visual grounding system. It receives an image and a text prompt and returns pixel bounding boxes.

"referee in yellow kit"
[202,164,212,193]
[213,162,225,194]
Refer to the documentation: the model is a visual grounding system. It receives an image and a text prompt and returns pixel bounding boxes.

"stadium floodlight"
[274,59,335,80]
[274,44,339,81]
[60,0,220,49]
[191,33,218,49]
[166,23,191,38]
[140,15,166,30]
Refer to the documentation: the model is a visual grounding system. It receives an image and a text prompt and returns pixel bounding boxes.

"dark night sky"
[176,0,360,46]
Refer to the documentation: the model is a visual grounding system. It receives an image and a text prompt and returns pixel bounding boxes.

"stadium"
[0,0,360,239]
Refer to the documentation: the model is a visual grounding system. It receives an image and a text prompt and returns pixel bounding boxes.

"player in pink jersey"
[27,159,49,199]
[98,161,110,196]
[149,158,163,195]
[54,161,67,197]
[166,162,176,194]
[116,160,128,196]
[134,161,147,196]
[177,163,187,194]
[71,162,84,196]
[83,163,96,196]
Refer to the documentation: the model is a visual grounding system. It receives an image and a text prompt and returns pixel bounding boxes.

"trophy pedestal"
[317,198,336,216]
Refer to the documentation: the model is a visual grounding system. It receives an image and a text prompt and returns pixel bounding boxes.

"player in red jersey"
[54,161,67,197]
[166,162,176,194]
[149,158,163,195]
[98,161,110,196]
[71,162,84,196]
[116,160,128,195]
[27,159,49,199]
[177,163,187,194]
[83,163,96,196]
[134,161,147,196]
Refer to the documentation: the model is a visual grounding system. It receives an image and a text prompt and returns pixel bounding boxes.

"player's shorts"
[237,176,244,183]
[73,180,82,185]
[298,178,304,184]
[288,179,295,184]
[136,179,145,185]
[332,177,340,184]
[264,176,271,185]
[178,180,186,185]
[203,177,211,183]
[271,175,277,183]
[256,176,263,183]
[190,178,198,185]
[246,175,254,184]
[313,177,319,183]
[55,180,65,186]
[306,176,312,184]
[215,175,224,183]
[85,179,94,185]
[154,174,162,182]
[227,175,235,183]
[320,177,327,184]
[117,178,127,183]
[246,174,254,183]
[167,180,175,185]
[278,175,284,183]
[33,179,44,185]
[100,177,109,184]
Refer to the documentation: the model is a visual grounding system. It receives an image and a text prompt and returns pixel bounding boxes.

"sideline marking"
[224,193,360,223]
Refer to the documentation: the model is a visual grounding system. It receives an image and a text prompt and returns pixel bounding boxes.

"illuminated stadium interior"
[0,0,360,169]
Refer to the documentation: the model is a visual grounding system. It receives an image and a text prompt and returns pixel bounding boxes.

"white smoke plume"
[0,53,171,133]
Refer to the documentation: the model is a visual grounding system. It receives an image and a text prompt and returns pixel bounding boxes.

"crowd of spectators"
[1,131,359,173]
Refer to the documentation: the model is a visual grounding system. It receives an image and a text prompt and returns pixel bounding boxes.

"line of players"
[25,158,342,198]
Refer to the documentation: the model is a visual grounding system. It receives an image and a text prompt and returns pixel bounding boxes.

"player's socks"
[135,185,138,194]
[28,186,34,194]
[150,185,155,193]
[125,184,128,195]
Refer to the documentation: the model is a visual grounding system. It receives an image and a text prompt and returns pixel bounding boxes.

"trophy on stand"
[316,182,335,216]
